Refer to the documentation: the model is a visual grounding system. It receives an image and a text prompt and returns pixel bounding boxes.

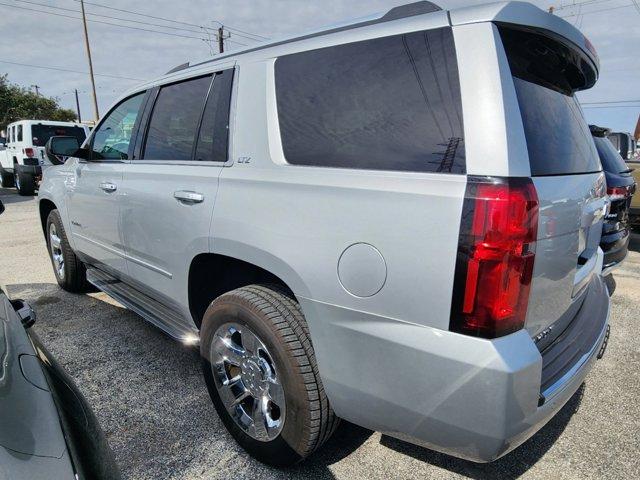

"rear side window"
[500,27,600,176]
[275,27,465,173]
[16,125,22,142]
[143,75,212,161]
[194,69,234,162]
[594,137,629,174]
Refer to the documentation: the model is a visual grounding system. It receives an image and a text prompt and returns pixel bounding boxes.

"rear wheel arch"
[188,253,298,330]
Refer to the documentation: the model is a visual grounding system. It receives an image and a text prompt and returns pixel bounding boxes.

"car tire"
[201,284,339,466]
[15,170,35,196]
[0,170,14,188]
[46,209,88,292]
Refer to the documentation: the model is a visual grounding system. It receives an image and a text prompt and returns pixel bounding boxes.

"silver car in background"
[39,0,611,466]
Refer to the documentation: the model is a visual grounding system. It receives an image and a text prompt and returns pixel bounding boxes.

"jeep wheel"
[0,170,14,188]
[46,209,88,292]
[15,170,35,196]
[201,285,339,466]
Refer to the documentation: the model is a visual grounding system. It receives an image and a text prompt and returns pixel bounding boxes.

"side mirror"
[45,136,89,164]
[11,298,36,328]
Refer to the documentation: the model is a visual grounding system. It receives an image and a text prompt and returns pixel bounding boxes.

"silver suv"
[39,1,611,466]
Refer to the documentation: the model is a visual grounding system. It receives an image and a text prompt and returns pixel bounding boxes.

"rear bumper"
[601,229,630,274]
[302,275,610,463]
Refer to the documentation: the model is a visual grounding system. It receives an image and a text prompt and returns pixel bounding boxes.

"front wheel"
[201,285,339,466]
[46,209,88,292]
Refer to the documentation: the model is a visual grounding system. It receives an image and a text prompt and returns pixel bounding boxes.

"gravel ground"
[1,186,639,480]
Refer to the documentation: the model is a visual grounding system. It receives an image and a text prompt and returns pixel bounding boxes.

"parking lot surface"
[1,187,639,480]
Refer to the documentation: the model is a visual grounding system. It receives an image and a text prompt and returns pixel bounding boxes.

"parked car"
[589,125,636,278]
[627,159,640,228]
[0,120,89,195]
[0,199,121,479]
[607,131,635,160]
[40,1,611,466]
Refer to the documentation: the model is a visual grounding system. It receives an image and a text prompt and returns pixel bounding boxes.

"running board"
[86,267,200,345]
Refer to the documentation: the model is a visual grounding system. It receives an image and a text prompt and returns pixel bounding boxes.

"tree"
[0,74,77,133]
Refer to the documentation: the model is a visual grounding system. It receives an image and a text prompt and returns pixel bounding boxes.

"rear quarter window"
[275,27,465,173]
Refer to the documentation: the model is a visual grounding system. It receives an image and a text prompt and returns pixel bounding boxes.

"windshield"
[594,137,629,174]
[31,125,86,147]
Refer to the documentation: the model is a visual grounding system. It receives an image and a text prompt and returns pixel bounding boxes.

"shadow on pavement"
[0,187,34,204]
[380,385,585,480]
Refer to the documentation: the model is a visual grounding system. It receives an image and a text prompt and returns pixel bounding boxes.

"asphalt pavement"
[1,186,639,480]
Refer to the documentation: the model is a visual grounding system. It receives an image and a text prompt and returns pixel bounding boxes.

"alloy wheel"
[210,323,286,442]
[49,223,65,279]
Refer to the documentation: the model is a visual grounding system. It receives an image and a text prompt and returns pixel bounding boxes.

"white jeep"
[0,120,89,195]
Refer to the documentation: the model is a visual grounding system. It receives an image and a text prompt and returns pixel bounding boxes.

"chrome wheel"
[210,323,285,442]
[49,223,65,279]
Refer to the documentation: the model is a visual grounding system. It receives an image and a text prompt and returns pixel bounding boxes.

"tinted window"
[275,27,465,173]
[594,137,629,174]
[513,78,600,176]
[31,125,86,146]
[144,76,212,160]
[500,27,600,176]
[16,125,22,142]
[91,93,144,160]
[195,69,234,162]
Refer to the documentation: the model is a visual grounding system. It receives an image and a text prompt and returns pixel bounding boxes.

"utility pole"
[75,89,82,123]
[217,26,230,54]
[80,0,99,121]
[31,85,40,117]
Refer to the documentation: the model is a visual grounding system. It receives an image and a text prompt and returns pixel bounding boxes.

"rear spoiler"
[450,1,599,84]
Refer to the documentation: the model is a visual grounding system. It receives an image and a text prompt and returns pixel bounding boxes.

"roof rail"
[166,62,190,75]
[381,1,442,21]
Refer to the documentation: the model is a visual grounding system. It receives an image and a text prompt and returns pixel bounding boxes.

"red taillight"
[607,185,632,201]
[450,177,539,338]
[24,147,34,157]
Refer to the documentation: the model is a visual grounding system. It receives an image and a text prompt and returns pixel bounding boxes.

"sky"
[0,0,638,132]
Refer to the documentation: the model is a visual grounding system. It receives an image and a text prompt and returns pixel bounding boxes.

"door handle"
[100,182,117,193]
[174,190,204,204]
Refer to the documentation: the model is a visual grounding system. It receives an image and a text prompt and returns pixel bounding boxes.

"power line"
[582,105,640,109]
[70,0,269,40]
[13,0,213,35]
[0,2,211,41]
[0,59,143,81]
[555,0,615,11]
[559,2,636,17]
[581,100,640,105]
